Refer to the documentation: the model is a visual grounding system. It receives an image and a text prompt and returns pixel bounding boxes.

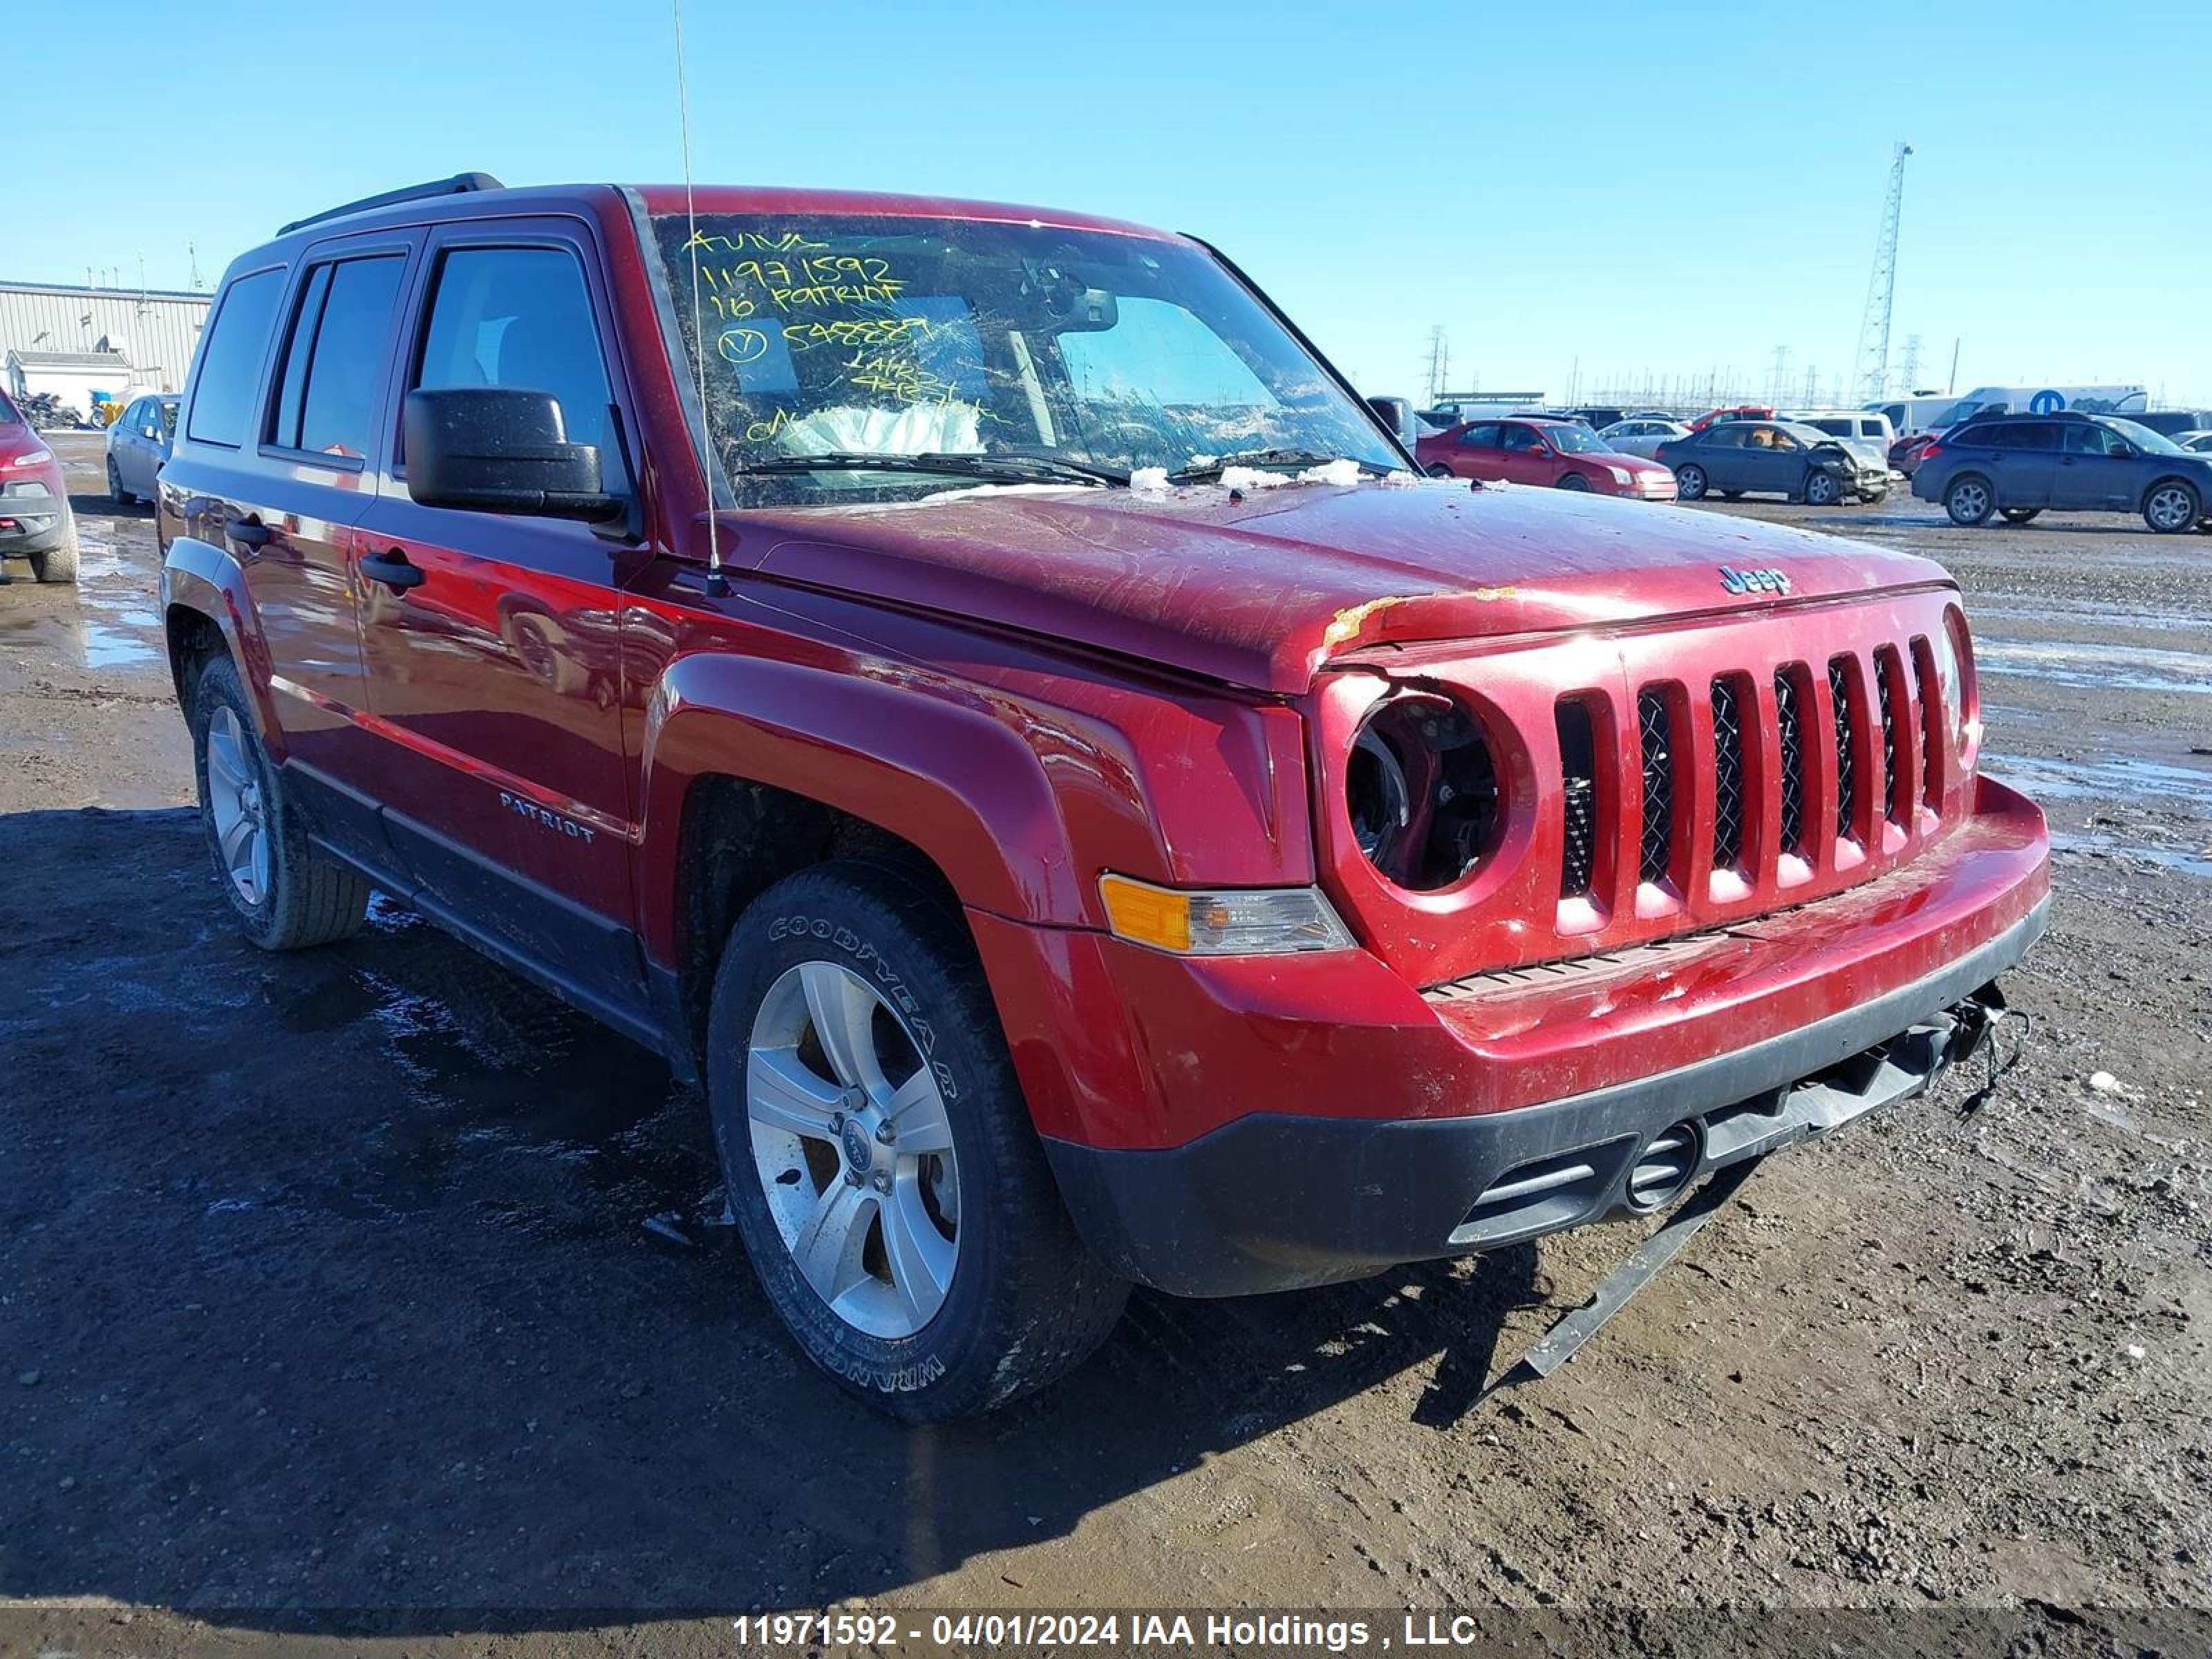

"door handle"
[359,549,426,591]
[225,514,271,549]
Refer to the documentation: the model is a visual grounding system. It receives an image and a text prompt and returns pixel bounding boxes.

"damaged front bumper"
[1043,897,2045,1297]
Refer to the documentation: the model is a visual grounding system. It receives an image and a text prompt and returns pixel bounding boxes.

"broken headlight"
[1347,692,1501,891]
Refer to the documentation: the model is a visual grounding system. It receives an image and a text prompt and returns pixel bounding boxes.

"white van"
[1929,384,2147,426]
[1866,394,1963,436]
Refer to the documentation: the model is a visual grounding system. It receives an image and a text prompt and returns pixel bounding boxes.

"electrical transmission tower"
[1854,142,1912,403]
[1424,326,1450,402]
[1897,332,1923,393]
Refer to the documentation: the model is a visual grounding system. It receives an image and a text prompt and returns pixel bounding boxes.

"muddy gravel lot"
[3,435,2208,1653]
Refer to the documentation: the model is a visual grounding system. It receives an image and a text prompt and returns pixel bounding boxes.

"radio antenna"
[671,0,727,595]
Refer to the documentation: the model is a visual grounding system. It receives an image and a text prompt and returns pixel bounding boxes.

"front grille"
[1774,668,1806,854]
[1556,700,1597,897]
[1913,637,1944,809]
[1637,689,1674,885]
[1828,657,1857,838]
[1710,679,1746,869]
[1873,648,1902,823]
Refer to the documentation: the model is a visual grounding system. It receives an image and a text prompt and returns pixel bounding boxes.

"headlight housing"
[1099,875,1355,956]
[1345,691,1501,891]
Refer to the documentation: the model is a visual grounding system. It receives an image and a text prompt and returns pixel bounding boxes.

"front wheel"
[28,513,78,583]
[1425,462,1454,479]
[1675,463,1708,501]
[1557,472,1591,491]
[2144,480,2202,534]
[1945,475,1996,526]
[707,863,1130,1421]
[1803,469,1842,507]
[1999,507,2042,525]
[189,654,370,948]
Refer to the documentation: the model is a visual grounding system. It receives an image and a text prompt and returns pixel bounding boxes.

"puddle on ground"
[1972,594,2212,637]
[1983,752,2212,814]
[2052,830,2212,881]
[1974,639,2212,697]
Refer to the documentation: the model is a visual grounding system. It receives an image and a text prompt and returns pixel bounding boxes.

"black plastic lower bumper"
[1044,897,2047,1297]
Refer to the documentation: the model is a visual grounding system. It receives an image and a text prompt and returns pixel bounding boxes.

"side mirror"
[402,387,624,523]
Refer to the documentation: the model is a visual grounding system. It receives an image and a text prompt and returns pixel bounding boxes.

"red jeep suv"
[157,176,2049,1418]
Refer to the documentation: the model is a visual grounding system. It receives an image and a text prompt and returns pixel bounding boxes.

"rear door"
[1694,424,1752,489]
[172,256,392,786]
[1981,421,2056,507]
[350,218,647,1018]
[1450,420,1505,480]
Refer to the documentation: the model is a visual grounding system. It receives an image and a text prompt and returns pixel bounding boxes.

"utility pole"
[1947,337,1961,393]
[1801,364,1819,406]
[1769,345,1791,407]
[187,241,203,291]
[1854,141,1913,402]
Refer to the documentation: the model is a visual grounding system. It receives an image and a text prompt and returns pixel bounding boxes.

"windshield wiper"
[1165,448,1397,484]
[738,451,1128,487]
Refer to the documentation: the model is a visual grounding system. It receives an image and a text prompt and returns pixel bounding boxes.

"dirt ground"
[3,434,2207,1653]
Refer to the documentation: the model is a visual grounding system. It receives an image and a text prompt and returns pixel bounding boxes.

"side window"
[268,265,334,451]
[1458,422,1501,448]
[2012,422,2059,451]
[1703,427,1748,448]
[298,258,408,458]
[2063,424,2105,456]
[412,245,612,456]
[1768,427,1802,451]
[186,268,286,447]
[1500,424,1544,452]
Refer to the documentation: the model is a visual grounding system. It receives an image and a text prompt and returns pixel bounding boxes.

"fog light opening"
[1625,1119,1702,1212]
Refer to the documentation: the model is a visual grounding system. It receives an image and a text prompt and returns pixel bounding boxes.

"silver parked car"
[2177,430,2212,453]
[1595,415,1689,460]
[104,394,178,504]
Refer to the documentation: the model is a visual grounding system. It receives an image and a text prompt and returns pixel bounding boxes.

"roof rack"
[279,172,505,236]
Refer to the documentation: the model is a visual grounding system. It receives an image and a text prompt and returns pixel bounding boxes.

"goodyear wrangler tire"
[706,861,1130,1420]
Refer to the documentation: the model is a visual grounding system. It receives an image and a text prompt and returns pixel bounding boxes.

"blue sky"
[16,2,2210,406]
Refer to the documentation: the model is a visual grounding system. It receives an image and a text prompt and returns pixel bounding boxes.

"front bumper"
[1044,898,2044,1295]
[0,479,68,552]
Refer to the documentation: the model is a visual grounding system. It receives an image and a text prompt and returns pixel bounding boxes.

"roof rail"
[279,172,505,236]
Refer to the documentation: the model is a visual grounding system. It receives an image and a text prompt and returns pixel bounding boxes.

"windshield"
[649,213,1401,505]
[2103,418,2186,456]
[1544,424,1607,453]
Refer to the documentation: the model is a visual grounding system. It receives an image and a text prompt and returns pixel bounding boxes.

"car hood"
[733,478,1953,693]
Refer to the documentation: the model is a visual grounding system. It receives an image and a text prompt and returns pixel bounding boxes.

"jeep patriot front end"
[158,178,2047,1417]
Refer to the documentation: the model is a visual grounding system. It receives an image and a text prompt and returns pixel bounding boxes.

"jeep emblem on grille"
[1718,565,1791,596]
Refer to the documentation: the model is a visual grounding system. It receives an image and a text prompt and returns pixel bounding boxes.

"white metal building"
[0,279,212,402]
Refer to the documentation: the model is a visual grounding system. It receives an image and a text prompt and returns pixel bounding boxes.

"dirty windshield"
[649,212,1401,507]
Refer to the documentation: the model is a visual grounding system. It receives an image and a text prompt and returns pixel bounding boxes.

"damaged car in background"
[155,175,2049,1420]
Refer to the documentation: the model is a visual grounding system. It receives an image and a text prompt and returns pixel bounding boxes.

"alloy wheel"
[746,961,961,1339]
[2147,485,2196,532]
[204,706,270,906]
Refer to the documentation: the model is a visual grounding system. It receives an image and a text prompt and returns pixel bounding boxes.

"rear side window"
[268,255,409,460]
[1458,422,1501,447]
[187,268,286,446]
[1703,427,1749,448]
[411,246,612,453]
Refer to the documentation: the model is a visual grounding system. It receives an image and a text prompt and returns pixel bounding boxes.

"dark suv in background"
[1912,411,2212,532]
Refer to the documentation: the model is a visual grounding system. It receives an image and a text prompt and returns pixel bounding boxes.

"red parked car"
[157,176,2048,1418]
[1416,415,1679,500]
[0,388,79,583]
[1689,404,1776,432]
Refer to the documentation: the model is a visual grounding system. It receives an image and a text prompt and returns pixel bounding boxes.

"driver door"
[1497,421,1557,485]
[350,222,648,1016]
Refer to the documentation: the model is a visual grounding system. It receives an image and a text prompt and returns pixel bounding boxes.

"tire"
[2143,479,2201,535]
[28,513,79,584]
[1999,507,2041,525]
[189,653,371,950]
[706,862,1130,1421]
[107,457,135,506]
[1944,474,1996,527]
[1425,462,1454,478]
[1557,473,1592,491]
[1859,489,1889,506]
[1803,469,1842,507]
[1676,463,1708,501]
